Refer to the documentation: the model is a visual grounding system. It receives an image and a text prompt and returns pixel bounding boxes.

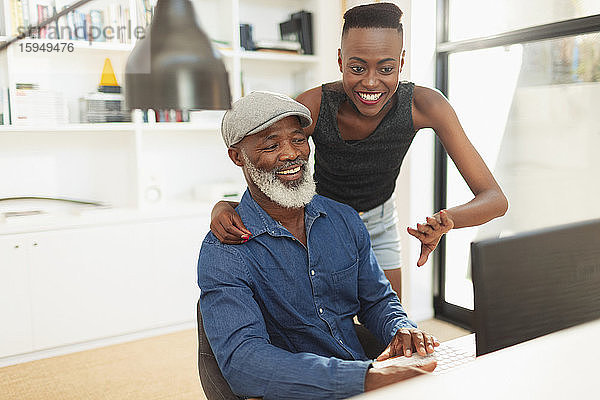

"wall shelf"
[0,123,134,133]
[240,51,319,63]
[0,122,221,134]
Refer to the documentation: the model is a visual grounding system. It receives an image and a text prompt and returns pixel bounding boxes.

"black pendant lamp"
[125,0,231,111]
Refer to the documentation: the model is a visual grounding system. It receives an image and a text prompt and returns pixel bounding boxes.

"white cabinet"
[28,224,156,349]
[0,214,207,357]
[0,234,34,357]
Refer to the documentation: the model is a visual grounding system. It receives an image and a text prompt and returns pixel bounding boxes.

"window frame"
[433,0,600,329]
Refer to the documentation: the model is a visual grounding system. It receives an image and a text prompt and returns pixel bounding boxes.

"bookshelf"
[0,0,340,125]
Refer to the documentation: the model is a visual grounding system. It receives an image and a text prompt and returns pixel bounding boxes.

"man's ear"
[337,48,343,73]
[228,147,244,167]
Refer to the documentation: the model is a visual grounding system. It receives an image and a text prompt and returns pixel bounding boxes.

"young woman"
[210,3,508,299]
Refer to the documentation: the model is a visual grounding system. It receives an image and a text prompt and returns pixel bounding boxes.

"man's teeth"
[358,92,382,101]
[277,166,301,175]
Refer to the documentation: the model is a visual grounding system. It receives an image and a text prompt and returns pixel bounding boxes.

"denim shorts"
[358,195,402,270]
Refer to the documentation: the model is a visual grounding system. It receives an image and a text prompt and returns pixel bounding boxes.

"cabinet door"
[27,217,208,351]
[28,224,156,350]
[0,234,34,357]
[145,217,206,325]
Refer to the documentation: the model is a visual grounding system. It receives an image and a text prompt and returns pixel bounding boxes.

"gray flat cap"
[221,91,312,147]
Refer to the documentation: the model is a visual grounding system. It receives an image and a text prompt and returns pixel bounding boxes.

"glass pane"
[444,32,600,309]
[449,0,600,41]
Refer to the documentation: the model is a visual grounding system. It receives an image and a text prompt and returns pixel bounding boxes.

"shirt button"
[319,308,324,314]
[311,270,315,276]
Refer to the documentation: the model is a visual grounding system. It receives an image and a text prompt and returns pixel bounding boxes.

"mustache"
[272,158,308,174]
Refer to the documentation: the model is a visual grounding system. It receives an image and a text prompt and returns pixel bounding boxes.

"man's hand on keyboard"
[364,361,437,391]
[376,328,440,361]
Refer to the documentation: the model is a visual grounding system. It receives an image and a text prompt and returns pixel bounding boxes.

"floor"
[0,319,469,400]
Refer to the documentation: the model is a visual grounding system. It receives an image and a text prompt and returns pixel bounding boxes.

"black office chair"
[354,323,387,359]
[197,300,242,400]
[196,300,385,399]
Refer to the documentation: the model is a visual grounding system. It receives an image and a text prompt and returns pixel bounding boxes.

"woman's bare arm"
[413,86,508,228]
[407,86,508,266]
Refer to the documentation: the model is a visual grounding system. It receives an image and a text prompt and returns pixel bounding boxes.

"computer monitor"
[471,218,600,356]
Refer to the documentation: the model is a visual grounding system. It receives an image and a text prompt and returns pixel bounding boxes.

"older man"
[197,91,437,400]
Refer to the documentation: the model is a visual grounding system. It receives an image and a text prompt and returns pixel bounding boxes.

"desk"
[354,318,600,400]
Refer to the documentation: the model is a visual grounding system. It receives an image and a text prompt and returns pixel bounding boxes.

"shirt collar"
[237,189,327,239]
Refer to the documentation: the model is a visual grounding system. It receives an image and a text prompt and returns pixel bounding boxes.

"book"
[52,5,59,39]
[253,39,301,52]
[24,0,42,37]
[65,8,75,40]
[107,4,119,43]
[89,10,105,42]
[44,5,61,39]
[21,0,31,32]
[56,6,70,39]
[291,11,313,55]
[10,0,25,36]
[12,2,133,43]
[0,88,8,125]
[54,0,72,39]
[74,10,86,40]
[136,0,156,28]
[85,13,92,42]
[37,4,48,38]
[123,7,130,43]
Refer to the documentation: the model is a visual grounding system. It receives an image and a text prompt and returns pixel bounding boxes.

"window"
[435,1,600,327]
[449,0,600,41]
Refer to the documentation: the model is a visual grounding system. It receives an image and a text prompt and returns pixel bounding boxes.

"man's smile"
[276,165,302,175]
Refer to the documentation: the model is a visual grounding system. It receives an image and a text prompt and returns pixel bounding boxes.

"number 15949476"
[19,42,74,53]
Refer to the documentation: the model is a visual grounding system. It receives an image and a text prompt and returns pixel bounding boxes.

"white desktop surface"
[353,318,600,400]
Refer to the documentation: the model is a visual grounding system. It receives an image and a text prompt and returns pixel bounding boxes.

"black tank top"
[312,81,417,212]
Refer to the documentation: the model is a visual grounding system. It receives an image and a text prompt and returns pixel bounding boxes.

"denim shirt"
[198,190,416,400]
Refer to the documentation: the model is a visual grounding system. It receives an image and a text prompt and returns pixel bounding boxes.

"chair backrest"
[197,300,242,400]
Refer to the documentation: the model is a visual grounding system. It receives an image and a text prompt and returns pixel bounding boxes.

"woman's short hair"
[342,2,403,36]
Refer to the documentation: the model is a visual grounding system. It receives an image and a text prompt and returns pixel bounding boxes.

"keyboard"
[371,342,475,375]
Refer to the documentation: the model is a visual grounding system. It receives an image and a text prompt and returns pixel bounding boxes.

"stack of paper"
[13,83,68,125]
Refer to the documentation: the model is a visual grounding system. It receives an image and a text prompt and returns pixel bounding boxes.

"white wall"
[314,1,344,85]
[395,0,437,321]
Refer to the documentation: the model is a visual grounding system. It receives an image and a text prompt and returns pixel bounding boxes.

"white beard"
[241,151,316,209]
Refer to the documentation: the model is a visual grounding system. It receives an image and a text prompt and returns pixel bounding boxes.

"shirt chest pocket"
[332,259,359,316]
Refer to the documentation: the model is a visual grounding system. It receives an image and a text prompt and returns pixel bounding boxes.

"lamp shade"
[125,0,231,110]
